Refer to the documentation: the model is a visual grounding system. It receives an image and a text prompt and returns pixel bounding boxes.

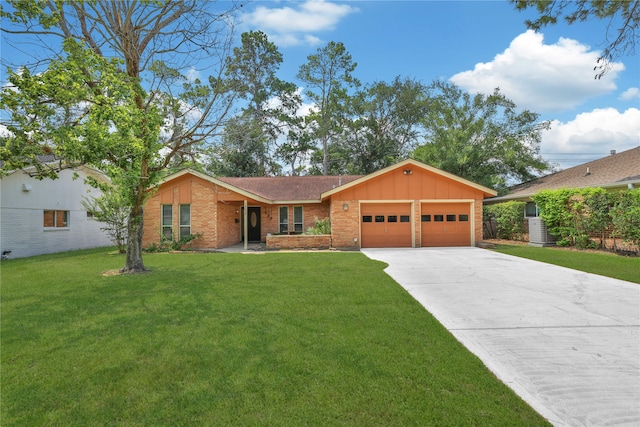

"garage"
[361,203,412,248]
[421,202,471,247]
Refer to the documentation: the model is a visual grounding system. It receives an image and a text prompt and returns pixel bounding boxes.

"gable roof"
[321,158,497,199]
[157,169,362,204]
[157,159,497,204]
[489,146,640,202]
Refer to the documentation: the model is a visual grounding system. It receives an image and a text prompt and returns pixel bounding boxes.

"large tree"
[412,80,550,194]
[219,30,300,176]
[511,0,639,78]
[0,1,240,272]
[335,77,428,175]
[297,41,359,175]
[207,114,271,177]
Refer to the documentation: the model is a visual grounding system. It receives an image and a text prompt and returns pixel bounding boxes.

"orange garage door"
[361,203,412,248]
[421,203,471,247]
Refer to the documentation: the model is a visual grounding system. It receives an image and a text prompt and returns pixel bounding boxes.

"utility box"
[528,217,556,247]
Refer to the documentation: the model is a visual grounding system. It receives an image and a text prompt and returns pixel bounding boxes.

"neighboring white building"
[1,165,113,259]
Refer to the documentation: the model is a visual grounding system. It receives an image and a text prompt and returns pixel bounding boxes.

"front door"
[247,207,261,242]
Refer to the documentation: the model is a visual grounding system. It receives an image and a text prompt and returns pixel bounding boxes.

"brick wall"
[266,234,331,250]
[143,175,221,249]
[473,201,483,245]
[329,198,360,248]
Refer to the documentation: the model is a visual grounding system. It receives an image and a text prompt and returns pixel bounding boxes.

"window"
[525,202,539,218]
[388,215,398,223]
[362,215,373,223]
[434,215,444,222]
[446,214,456,222]
[421,214,431,222]
[459,214,469,222]
[279,206,289,233]
[400,215,410,223]
[179,204,191,240]
[375,215,385,222]
[294,206,303,233]
[162,204,173,240]
[44,210,69,228]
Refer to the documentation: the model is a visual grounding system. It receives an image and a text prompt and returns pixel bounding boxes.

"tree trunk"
[122,202,147,273]
[121,157,149,273]
[322,135,329,176]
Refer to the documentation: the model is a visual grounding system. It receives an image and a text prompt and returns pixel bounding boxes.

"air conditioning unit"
[528,217,556,247]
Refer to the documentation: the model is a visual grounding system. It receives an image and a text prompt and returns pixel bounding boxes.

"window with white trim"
[279,206,288,233]
[162,204,173,240]
[179,204,191,240]
[44,210,69,228]
[293,206,303,233]
[525,202,539,218]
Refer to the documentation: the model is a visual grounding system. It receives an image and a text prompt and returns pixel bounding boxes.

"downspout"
[243,199,248,250]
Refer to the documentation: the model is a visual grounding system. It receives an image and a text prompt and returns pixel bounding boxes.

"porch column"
[243,199,248,250]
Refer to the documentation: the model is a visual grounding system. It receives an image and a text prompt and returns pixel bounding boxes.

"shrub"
[306,217,331,235]
[533,188,607,249]
[145,233,203,252]
[533,187,639,252]
[611,189,640,253]
[483,201,526,240]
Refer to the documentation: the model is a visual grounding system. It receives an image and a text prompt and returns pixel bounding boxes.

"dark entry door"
[247,207,261,242]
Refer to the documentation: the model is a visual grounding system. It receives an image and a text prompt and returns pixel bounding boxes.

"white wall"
[0,168,113,259]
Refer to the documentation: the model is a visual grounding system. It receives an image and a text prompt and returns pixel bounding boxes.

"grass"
[1,248,549,426]
[491,244,640,284]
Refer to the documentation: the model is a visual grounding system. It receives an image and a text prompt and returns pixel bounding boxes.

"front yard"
[490,242,640,284]
[1,248,549,426]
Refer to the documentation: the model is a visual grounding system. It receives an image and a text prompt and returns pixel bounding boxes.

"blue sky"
[1,0,638,171]
[235,0,640,169]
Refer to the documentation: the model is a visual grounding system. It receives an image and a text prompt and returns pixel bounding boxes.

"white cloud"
[184,67,200,83]
[241,0,357,47]
[540,108,640,169]
[619,87,640,101]
[450,30,624,113]
[0,124,11,137]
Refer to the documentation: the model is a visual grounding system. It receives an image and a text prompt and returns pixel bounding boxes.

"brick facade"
[266,234,331,250]
[143,173,333,250]
[143,161,495,251]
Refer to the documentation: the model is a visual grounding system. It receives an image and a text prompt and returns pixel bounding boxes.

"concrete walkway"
[361,247,640,427]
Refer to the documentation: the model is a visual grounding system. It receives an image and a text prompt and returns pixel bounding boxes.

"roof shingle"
[217,175,363,201]
[491,146,640,201]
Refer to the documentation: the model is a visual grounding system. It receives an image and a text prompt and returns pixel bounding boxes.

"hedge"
[483,201,526,240]
[532,188,640,251]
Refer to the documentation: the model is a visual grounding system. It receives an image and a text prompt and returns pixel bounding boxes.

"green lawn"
[1,248,549,426]
[491,244,640,284]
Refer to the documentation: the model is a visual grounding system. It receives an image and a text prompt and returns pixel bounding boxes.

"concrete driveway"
[361,247,640,427]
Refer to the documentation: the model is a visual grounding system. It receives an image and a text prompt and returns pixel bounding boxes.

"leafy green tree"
[207,114,274,177]
[82,187,130,254]
[297,41,359,175]
[275,121,316,176]
[0,1,239,273]
[412,80,550,193]
[223,31,301,176]
[335,77,428,174]
[511,0,639,78]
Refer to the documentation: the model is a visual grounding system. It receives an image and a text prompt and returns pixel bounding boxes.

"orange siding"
[330,167,486,248]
